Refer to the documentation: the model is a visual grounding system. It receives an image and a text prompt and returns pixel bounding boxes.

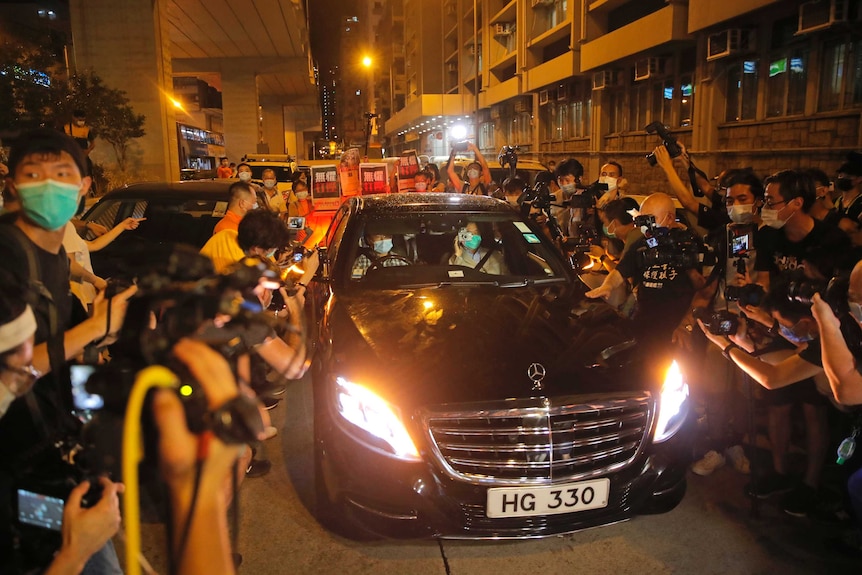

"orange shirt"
[213,210,242,234]
[217,166,234,178]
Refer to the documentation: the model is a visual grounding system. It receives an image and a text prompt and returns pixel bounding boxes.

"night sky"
[308,0,354,71]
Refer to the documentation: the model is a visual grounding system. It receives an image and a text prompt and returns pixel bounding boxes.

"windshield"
[340,210,571,290]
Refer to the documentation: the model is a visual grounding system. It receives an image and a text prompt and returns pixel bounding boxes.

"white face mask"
[295,191,309,200]
[598,176,617,192]
[238,172,252,182]
[760,208,786,229]
[251,202,259,210]
[414,182,428,192]
[727,203,755,224]
[75,120,85,127]
[849,302,862,326]
[467,169,480,180]
[263,179,276,189]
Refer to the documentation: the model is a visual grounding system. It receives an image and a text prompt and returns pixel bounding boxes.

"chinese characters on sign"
[310,165,342,211]
[359,163,388,195]
[397,150,420,193]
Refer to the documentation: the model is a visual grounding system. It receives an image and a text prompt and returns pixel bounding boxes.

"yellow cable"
[122,365,179,575]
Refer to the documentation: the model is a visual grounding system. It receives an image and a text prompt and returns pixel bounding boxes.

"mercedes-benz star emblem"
[527,363,546,391]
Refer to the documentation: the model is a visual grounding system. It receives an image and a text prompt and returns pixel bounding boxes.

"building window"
[650,80,673,126]
[726,60,759,122]
[679,76,693,127]
[607,90,624,134]
[819,38,862,112]
[511,111,532,145]
[556,103,568,138]
[479,121,495,150]
[766,49,808,117]
[628,84,649,132]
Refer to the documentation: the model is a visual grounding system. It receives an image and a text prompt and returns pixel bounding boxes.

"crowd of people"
[2,125,862,572]
[0,129,315,574]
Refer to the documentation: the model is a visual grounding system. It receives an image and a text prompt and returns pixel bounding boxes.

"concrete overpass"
[69,0,320,180]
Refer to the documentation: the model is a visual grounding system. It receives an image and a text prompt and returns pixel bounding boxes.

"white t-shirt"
[63,221,97,305]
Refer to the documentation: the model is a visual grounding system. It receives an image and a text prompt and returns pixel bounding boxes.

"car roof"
[98,180,234,201]
[352,193,514,214]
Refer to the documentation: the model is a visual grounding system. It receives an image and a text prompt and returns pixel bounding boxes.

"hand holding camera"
[53,478,124,573]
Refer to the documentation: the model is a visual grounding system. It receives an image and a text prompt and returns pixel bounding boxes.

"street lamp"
[362,55,373,68]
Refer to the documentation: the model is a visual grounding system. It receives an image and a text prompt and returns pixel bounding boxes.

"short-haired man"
[595,161,628,208]
[202,209,289,274]
[0,128,135,572]
[214,181,258,235]
[833,153,862,245]
[447,142,491,195]
[261,168,286,213]
[217,156,233,179]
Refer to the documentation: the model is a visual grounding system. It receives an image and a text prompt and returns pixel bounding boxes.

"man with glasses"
[739,170,853,514]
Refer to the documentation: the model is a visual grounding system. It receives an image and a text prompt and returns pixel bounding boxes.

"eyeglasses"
[763,198,787,209]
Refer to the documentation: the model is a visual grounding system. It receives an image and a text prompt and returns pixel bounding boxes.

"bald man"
[587,192,708,363]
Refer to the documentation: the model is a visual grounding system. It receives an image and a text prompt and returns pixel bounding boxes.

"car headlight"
[334,377,420,461]
[653,360,689,443]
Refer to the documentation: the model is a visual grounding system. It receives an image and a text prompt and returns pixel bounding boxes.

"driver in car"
[351,231,411,278]
[448,222,508,275]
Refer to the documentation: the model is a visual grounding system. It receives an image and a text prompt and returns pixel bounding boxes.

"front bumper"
[316,402,694,539]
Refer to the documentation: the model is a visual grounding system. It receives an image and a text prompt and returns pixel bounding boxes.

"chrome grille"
[424,394,652,485]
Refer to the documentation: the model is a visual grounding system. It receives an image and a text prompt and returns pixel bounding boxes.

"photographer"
[0,279,124,574]
[699,274,832,516]
[0,129,136,572]
[586,193,710,366]
[446,142,491,195]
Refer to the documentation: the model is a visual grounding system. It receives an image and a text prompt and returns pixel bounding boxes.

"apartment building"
[376,0,861,192]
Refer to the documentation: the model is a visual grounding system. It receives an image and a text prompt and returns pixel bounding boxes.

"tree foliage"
[0,37,145,172]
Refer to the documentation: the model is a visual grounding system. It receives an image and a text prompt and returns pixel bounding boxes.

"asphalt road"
[136,372,860,575]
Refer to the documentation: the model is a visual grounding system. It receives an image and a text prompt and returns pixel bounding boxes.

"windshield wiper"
[497,277,567,288]
[401,280,501,289]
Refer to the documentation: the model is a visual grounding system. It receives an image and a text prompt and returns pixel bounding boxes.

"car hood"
[327,287,651,409]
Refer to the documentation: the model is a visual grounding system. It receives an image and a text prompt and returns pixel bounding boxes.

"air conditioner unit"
[513,97,530,113]
[797,0,849,34]
[491,107,502,120]
[634,57,661,81]
[531,0,556,8]
[494,23,513,36]
[592,70,616,90]
[539,90,550,105]
[557,84,569,101]
[707,29,755,61]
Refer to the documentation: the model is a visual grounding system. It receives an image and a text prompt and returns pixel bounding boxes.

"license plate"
[486,478,610,518]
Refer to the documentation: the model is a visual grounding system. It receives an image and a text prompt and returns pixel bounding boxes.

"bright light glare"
[653,360,689,443]
[335,377,420,460]
[362,56,373,68]
[422,300,434,310]
[170,97,184,110]
[449,124,468,140]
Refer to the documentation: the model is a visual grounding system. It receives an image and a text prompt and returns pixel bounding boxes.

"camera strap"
[687,162,709,198]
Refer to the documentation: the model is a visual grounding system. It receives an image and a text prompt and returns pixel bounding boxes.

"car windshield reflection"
[342,211,569,290]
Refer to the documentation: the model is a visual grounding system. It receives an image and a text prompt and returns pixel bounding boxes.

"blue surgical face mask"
[265,249,277,259]
[778,321,814,344]
[603,222,616,239]
[464,234,482,250]
[560,183,577,196]
[373,239,393,254]
[16,179,81,230]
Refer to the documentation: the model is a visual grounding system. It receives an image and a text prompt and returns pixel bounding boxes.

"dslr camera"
[451,141,470,153]
[644,121,683,167]
[726,283,765,307]
[694,308,740,336]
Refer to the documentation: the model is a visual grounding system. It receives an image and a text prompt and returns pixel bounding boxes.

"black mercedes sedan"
[310,193,694,539]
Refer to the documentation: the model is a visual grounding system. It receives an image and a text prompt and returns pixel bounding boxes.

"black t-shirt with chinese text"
[615,229,700,338]
[754,219,852,276]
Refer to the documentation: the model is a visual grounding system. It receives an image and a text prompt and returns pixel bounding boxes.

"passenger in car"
[352,231,411,278]
[448,222,508,275]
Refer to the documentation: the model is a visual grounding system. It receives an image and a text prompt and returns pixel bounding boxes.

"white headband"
[0,306,36,354]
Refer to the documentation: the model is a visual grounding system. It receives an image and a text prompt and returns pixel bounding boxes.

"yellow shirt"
[199,229,245,273]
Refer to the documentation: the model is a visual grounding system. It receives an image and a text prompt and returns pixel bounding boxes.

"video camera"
[498,145,520,179]
[634,214,701,269]
[72,246,287,482]
[644,121,683,167]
